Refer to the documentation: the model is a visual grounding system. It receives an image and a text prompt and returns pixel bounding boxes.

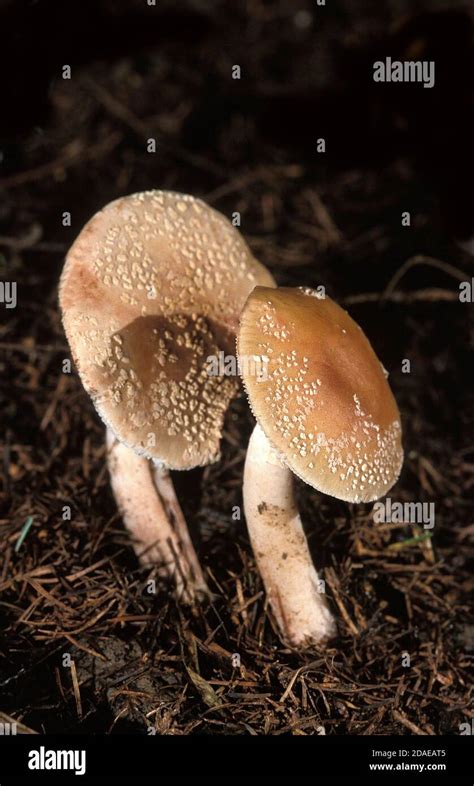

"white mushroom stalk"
[244,424,335,645]
[107,430,208,603]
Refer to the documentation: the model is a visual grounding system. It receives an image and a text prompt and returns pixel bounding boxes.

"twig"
[383,255,467,299]
[0,712,38,735]
[393,708,428,735]
[40,375,69,430]
[83,77,225,178]
[70,660,83,720]
[343,288,458,305]
[325,568,359,636]
[0,132,123,190]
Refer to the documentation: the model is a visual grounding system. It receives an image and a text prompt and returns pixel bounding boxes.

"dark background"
[0,0,473,739]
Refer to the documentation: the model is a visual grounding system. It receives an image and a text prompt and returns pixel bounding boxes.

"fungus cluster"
[60,190,404,648]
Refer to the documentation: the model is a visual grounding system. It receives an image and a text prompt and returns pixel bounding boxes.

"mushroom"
[59,190,274,603]
[237,286,404,645]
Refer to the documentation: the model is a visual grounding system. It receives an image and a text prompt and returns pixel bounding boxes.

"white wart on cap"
[238,286,403,503]
[59,191,274,469]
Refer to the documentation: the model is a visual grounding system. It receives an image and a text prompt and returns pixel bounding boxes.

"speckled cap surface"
[59,190,274,469]
[237,286,403,503]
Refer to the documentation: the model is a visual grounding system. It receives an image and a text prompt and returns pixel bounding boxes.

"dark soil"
[0,0,473,736]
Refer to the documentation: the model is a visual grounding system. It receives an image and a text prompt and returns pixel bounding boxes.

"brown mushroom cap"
[59,190,274,469]
[238,286,403,503]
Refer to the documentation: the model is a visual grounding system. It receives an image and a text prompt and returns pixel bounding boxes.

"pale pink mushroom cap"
[59,190,274,469]
[238,286,403,503]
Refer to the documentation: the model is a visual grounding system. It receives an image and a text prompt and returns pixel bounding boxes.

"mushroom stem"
[107,429,209,603]
[243,424,336,646]
[152,464,210,597]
